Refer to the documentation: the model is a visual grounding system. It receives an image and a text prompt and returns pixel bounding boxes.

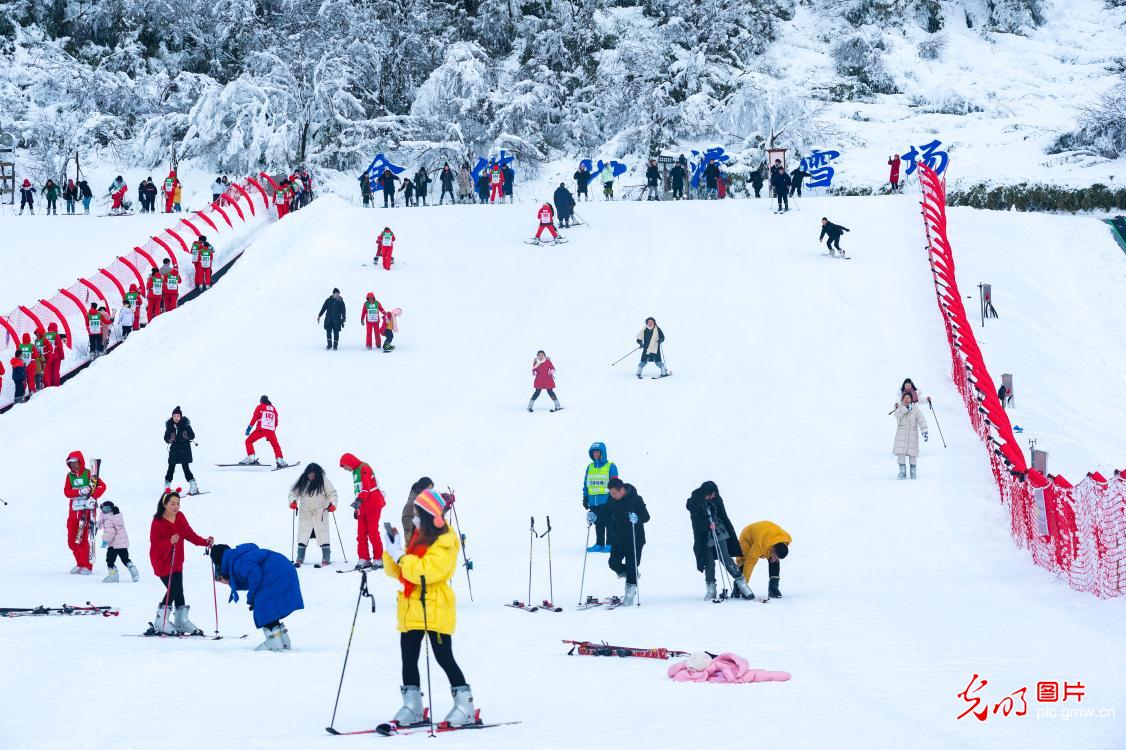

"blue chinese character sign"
[365,153,406,193]
[689,147,730,189]
[900,139,949,176]
[799,149,841,188]
[471,150,517,183]
[580,159,628,179]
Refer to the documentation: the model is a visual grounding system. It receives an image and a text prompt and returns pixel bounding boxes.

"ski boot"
[254,624,289,651]
[78,567,92,575]
[705,581,717,600]
[354,559,372,571]
[102,567,119,583]
[623,583,637,606]
[239,455,260,466]
[527,399,535,413]
[173,605,200,635]
[187,480,200,495]
[279,623,292,649]
[897,464,907,480]
[126,561,140,582]
[319,545,331,567]
[734,577,755,601]
[551,399,563,412]
[294,544,306,567]
[382,343,395,352]
[70,565,84,574]
[768,576,782,599]
[276,458,290,469]
[153,605,178,635]
[393,685,425,725]
[443,685,477,727]
[910,464,917,480]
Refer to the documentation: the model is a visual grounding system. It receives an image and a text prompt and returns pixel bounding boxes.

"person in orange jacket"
[361,292,386,350]
[164,265,182,310]
[375,226,395,270]
[63,451,106,573]
[44,322,65,385]
[339,453,385,569]
[241,395,289,468]
[146,267,165,322]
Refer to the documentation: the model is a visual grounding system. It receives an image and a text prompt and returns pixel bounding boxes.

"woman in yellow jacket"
[736,521,791,599]
[380,489,476,729]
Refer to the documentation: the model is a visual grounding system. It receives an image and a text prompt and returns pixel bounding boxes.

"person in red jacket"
[360,292,386,350]
[146,267,165,322]
[163,265,182,310]
[197,241,215,290]
[241,395,289,467]
[528,350,562,412]
[149,489,213,634]
[162,171,177,214]
[274,180,291,219]
[888,154,901,192]
[531,203,558,243]
[64,451,106,574]
[110,177,128,214]
[82,304,109,356]
[16,333,39,397]
[375,226,395,270]
[339,453,385,569]
[44,322,65,386]
[489,164,504,203]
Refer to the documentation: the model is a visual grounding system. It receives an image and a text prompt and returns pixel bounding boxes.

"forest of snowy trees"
[1,0,1120,177]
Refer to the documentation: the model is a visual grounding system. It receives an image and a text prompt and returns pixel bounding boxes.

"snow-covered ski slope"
[0,195,1122,749]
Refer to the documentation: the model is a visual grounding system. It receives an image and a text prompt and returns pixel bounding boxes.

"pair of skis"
[505,599,562,613]
[215,460,302,471]
[328,712,521,737]
[575,595,627,610]
[1,602,118,618]
[638,372,673,380]
[562,639,690,660]
[523,236,568,246]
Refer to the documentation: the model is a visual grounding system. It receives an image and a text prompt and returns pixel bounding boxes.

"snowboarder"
[606,478,649,606]
[149,490,213,635]
[340,453,385,570]
[530,203,558,244]
[78,178,93,214]
[769,160,790,212]
[241,395,288,468]
[553,183,575,228]
[601,165,615,200]
[645,159,661,200]
[670,161,687,200]
[98,501,139,583]
[888,155,902,192]
[488,164,504,203]
[164,406,198,494]
[414,168,430,206]
[379,489,478,728]
[892,392,929,479]
[210,542,304,650]
[43,179,59,214]
[146,267,165,322]
[361,292,387,350]
[636,317,668,378]
[582,442,618,552]
[686,481,754,600]
[573,163,591,201]
[63,178,78,214]
[317,287,347,350]
[64,451,105,574]
[736,521,790,599]
[18,179,35,214]
[819,217,850,257]
[439,164,455,205]
[380,169,397,207]
[789,166,810,197]
[528,350,562,412]
[457,162,472,203]
[86,304,110,356]
[375,226,396,270]
[288,463,338,568]
[401,477,434,533]
[502,163,515,203]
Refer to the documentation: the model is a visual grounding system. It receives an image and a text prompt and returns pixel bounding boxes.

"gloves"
[248,602,254,612]
[628,512,638,524]
[78,486,92,497]
[380,525,403,564]
[85,498,97,510]
[924,432,929,442]
[586,511,596,524]
[100,540,108,548]
[289,501,298,510]
[353,510,359,520]
[440,491,455,507]
[350,498,362,511]
[327,504,336,513]
[245,426,252,436]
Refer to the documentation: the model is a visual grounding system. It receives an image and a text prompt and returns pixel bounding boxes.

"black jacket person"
[317,288,347,350]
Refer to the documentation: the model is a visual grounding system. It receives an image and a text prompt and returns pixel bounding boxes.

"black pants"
[122,325,132,339]
[47,197,57,212]
[577,186,587,201]
[672,184,683,199]
[107,547,132,567]
[768,559,781,579]
[159,572,185,608]
[702,545,743,584]
[647,180,659,200]
[826,235,842,253]
[383,192,395,208]
[775,190,788,210]
[401,630,466,688]
[530,388,556,401]
[789,183,802,197]
[590,502,610,546]
[609,540,643,584]
[88,334,102,355]
[14,377,26,401]
[166,460,195,483]
[440,187,454,204]
[20,197,32,211]
[326,326,340,346]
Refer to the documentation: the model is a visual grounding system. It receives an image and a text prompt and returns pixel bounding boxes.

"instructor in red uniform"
[63,451,106,574]
[340,453,385,569]
[241,395,289,468]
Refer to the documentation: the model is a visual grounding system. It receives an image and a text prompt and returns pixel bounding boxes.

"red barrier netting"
[917,164,1125,598]
[1,174,277,410]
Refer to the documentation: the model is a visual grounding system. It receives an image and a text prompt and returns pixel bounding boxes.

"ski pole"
[929,402,947,448]
[541,515,554,606]
[331,511,349,564]
[326,569,375,735]
[450,497,474,601]
[291,508,297,563]
[574,210,592,228]
[630,517,640,607]
[578,521,592,605]
[420,574,436,738]
[610,346,640,366]
[161,542,177,631]
[205,545,221,639]
[527,516,536,607]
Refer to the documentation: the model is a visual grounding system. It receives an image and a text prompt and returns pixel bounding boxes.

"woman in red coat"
[528,350,562,412]
[149,490,213,635]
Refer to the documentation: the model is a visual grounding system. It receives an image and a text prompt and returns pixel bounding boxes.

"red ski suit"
[275,188,290,219]
[163,174,177,213]
[163,269,181,310]
[376,229,395,271]
[534,205,557,240]
[361,295,387,349]
[340,453,384,562]
[489,167,504,203]
[111,184,128,210]
[245,403,283,459]
[533,357,556,389]
[45,324,64,386]
[63,451,106,571]
[146,273,165,321]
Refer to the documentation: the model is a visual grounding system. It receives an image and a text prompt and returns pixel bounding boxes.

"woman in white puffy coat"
[892,392,929,480]
[288,463,338,567]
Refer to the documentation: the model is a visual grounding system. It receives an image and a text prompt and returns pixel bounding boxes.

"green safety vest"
[17,342,34,363]
[585,463,611,499]
[200,249,212,267]
[166,272,180,290]
[124,291,139,308]
[381,231,393,245]
[87,312,102,333]
[69,470,91,491]
[364,301,381,322]
[45,330,59,348]
[352,464,370,498]
[165,178,174,192]
[151,276,163,293]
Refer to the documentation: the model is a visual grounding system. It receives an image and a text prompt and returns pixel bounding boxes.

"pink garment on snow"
[97,512,130,549]
[667,652,790,684]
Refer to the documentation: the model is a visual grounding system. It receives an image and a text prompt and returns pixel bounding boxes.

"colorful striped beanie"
[415,489,448,527]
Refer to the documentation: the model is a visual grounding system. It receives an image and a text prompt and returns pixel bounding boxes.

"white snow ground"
[0,195,1123,749]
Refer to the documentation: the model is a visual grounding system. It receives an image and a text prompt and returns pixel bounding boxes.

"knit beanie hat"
[172,405,182,416]
[210,544,230,577]
[414,489,447,527]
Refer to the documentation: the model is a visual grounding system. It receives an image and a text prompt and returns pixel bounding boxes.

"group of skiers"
[17,177,93,215]
[273,169,314,218]
[315,287,401,352]
[2,324,66,403]
[361,162,516,208]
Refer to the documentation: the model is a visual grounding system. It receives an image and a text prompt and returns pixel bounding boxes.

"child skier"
[606,478,649,606]
[210,542,305,650]
[530,203,560,244]
[375,227,396,270]
[488,164,504,203]
[241,395,289,468]
[892,392,929,479]
[288,463,338,568]
[146,267,165,322]
[380,307,401,352]
[528,350,562,412]
[340,453,385,569]
[98,501,139,582]
[582,442,618,552]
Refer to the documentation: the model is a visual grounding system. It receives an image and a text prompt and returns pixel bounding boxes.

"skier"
[487,164,503,204]
[190,235,205,288]
[439,164,455,205]
[9,355,26,403]
[22,339,40,400]
[380,306,401,352]
[601,165,615,200]
[43,179,59,215]
[63,178,78,214]
[749,165,765,198]
[18,178,35,214]
[457,162,472,203]
[98,501,139,583]
[108,176,128,215]
[380,489,478,728]
[605,478,649,606]
[736,521,790,599]
[198,238,215,290]
[78,178,92,214]
[119,285,140,338]
[317,287,347,350]
[361,292,387,350]
[241,395,288,468]
[686,481,754,600]
[582,442,618,552]
[340,452,385,570]
[553,183,575,228]
[670,161,686,200]
[528,350,562,412]
[164,406,198,494]
[64,452,105,574]
[274,180,291,219]
[146,267,165,322]
[502,163,515,203]
[900,378,931,407]
[379,168,397,207]
[32,329,51,392]
[161,172,177,213]
[888,154,902,192]
[635,317,668,378]
[645,158,661,200]
[573,163,591,201]
[375,226,396,270]
[86,303,110,356]
[529,202,559,244]
[149,489,213,635]
[892,392,929,479]
[414,168,430,207]
[44,322,65,386]
[401,176,415,207]
[210,542,304,650]
[704,160,721,199]
[475,172,489,204]
[401,477,434,533]
[769,160,790,212]
[162,264,182,309]
[819,217,850,257]
[789,166,810,198]
[288,463,338,568]
[359,170,372,207]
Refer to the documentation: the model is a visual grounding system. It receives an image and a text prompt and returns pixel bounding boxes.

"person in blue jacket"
[582,442,619,553]
[210,543,304,651]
